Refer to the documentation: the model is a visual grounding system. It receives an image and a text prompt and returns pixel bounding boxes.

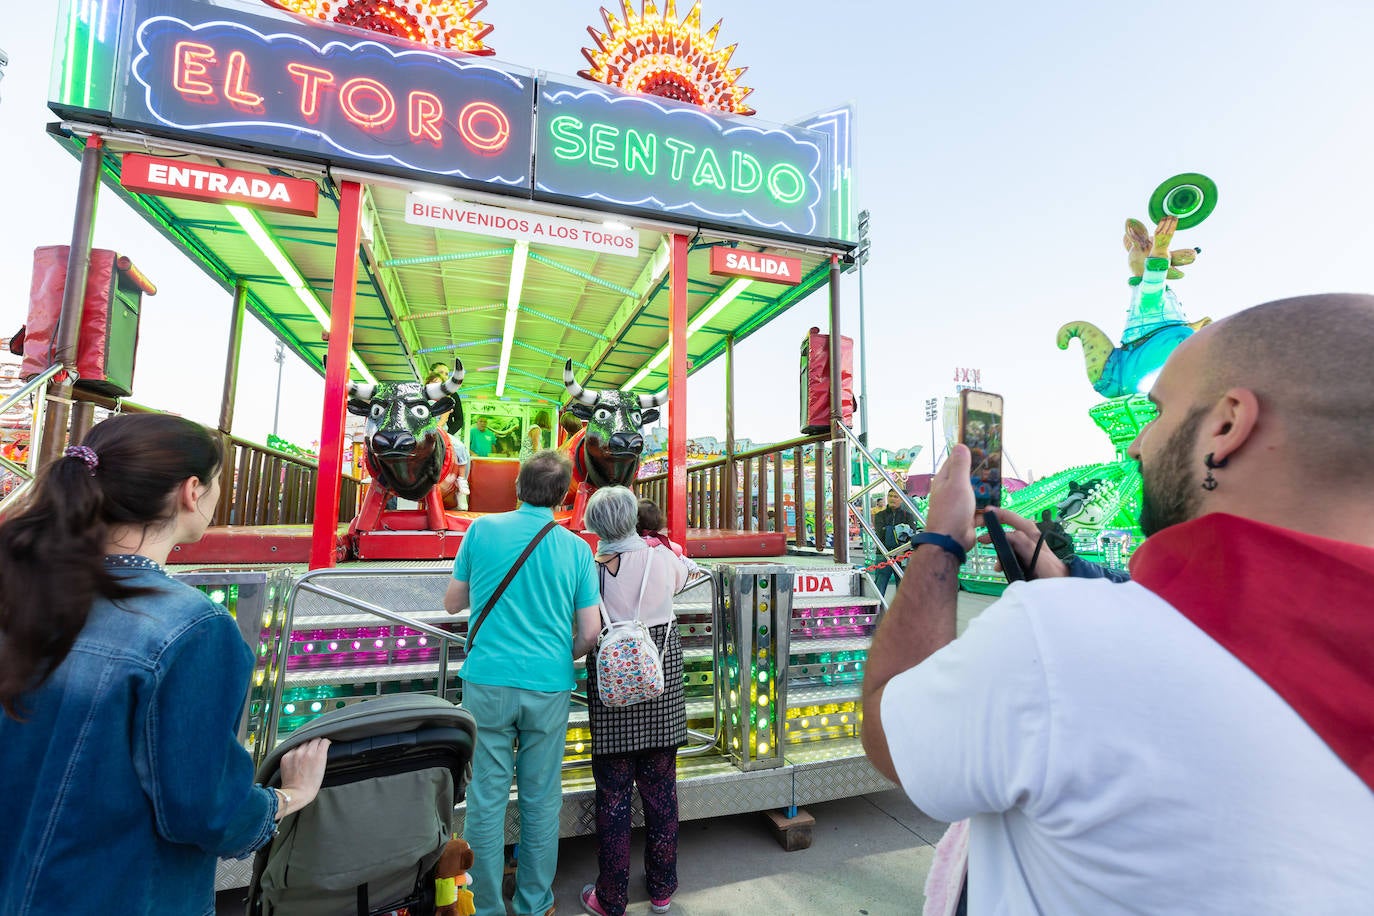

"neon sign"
[535,77,829,237]
[118,1,533,185]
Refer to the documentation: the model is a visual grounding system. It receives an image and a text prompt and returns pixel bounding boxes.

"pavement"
[216,788,948,915]
[545,788,947,916]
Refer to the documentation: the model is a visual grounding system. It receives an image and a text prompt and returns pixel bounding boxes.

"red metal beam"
[667,232,689,547]
[309,180,363,568]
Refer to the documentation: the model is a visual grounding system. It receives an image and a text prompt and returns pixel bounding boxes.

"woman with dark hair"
[0,414,328,915]
[580,486,688,916]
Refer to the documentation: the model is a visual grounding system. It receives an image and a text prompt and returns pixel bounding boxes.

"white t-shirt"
[599,545,687,628]
[882,578,1374,914]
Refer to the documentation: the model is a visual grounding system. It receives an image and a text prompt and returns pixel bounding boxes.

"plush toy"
[434,836,475,916]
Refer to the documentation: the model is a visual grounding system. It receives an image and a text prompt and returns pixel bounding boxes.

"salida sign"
[708,246,803,286]
[119,0,534,186]
[792,573,854,596]
[120,153,319,216]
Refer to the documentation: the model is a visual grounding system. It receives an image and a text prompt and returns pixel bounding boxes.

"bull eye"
[369,404,385,421]
[594,407,613,424]
[630,410,642,427]
[410,405,431,422]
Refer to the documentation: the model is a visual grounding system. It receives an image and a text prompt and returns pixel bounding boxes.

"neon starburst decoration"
[268,0,495,55]
[579,0,756,116]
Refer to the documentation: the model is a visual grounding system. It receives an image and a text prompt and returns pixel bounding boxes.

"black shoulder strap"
[465,520,558,651]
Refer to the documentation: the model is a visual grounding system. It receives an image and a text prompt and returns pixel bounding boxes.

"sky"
[2,1,1373,480]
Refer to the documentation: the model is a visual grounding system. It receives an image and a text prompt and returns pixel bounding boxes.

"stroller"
[247,694,476,916]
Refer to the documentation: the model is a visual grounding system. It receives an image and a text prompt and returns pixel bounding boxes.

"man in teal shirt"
[468,416,496,457]
[445,450,600,916]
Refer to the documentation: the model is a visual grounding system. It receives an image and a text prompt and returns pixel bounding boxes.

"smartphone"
[982,509,1026,582]
[958,389,1004,509]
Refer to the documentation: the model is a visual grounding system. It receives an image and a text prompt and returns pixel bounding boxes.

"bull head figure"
[347,361,464,501]
[562,358,667,489]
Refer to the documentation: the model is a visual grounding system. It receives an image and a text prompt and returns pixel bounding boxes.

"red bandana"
[1130,513,1374,791]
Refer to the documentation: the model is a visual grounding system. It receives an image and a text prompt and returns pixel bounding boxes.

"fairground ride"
[28,0,909,889]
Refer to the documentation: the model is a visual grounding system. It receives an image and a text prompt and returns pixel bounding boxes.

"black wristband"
[910,531,967,565]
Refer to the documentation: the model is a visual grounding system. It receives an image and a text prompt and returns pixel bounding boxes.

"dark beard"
[1139,406,1208,538]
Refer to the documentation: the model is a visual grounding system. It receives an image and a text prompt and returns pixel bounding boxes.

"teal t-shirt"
[454,504,598,691]
[469,427,495,457]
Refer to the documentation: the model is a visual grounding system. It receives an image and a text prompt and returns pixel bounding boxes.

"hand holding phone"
[982,509,1026,583]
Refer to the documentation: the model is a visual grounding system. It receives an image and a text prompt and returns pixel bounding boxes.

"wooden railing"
[72,390,359,527]
[638,433,832,550]
[212,434,361,527]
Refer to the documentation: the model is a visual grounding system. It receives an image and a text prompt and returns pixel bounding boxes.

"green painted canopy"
[51,126,840,404]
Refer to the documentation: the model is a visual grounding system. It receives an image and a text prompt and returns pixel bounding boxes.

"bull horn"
[563,358,598,406]
[638,390,668,409]
[348,380,376,401]
[1056,320,1114,387]
[423,359,465,400]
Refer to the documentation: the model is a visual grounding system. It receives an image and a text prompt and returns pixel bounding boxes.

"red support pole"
[309,180,364,569]
[667,232,689,548]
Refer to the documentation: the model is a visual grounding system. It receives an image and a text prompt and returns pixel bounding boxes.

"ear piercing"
[1201,452,1228,491]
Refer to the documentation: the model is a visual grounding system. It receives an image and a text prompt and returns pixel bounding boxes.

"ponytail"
[0,414,221,718]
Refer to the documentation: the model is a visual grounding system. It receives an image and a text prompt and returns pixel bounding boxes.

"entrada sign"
[708,247,802,286]
[120,153,319,216]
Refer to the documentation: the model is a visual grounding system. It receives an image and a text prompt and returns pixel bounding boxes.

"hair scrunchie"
[63,445,99,475]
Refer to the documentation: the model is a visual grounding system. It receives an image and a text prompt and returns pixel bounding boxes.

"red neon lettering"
[223,50,263,110]
[339,77,396,131]
[408,91,444,144]
[173,41,217,98]
[457,101,510,155]
[286,62,335,122]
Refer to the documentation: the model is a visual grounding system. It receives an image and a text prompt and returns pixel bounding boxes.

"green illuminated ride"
[957,174,1219,594]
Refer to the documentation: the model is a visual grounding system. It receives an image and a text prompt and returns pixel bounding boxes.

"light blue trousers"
[462,682,570,916]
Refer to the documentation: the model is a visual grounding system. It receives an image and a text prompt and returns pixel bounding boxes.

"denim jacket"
[0,566,277,916]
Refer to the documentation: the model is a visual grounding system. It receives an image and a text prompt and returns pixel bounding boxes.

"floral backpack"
[595,550,666,707]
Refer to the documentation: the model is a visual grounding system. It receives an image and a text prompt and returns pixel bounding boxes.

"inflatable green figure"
[1058,173,1217,397]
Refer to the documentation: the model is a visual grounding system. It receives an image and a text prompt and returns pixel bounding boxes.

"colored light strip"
[624,278,751,389]
[494,240,530,398]
[228,205,377,385]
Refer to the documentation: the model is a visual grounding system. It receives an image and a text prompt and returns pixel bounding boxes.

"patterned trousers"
[591,748,679,916]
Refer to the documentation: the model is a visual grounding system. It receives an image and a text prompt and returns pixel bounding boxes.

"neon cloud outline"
[129,15,531,184]
[535,84,827,235]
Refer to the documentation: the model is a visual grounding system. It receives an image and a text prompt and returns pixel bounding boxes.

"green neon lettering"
[664,137,696,181]
[692,148,727,191]
[549,116,587,161]
[767,163,807,205]
[625,129,657,175]
[589,124,620,169]
[731,151,763,193]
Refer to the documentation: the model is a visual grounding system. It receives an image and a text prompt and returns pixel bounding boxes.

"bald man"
[863,295,1374,913]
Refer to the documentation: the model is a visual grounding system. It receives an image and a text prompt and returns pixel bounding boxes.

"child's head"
[637,497,665,533]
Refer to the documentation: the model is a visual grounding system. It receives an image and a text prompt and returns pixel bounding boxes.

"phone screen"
[959,390,1004,509]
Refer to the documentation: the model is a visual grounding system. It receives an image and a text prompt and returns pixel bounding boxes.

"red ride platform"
[171,523,787,565]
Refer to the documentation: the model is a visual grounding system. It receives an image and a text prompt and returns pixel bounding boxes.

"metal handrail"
[836,422,926,526]
[675,569,722,757]
[0,365,64,515]
[268,564,724,760]
[836,423,924,602]
[267,567,466,752]
[0,364,64,418]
